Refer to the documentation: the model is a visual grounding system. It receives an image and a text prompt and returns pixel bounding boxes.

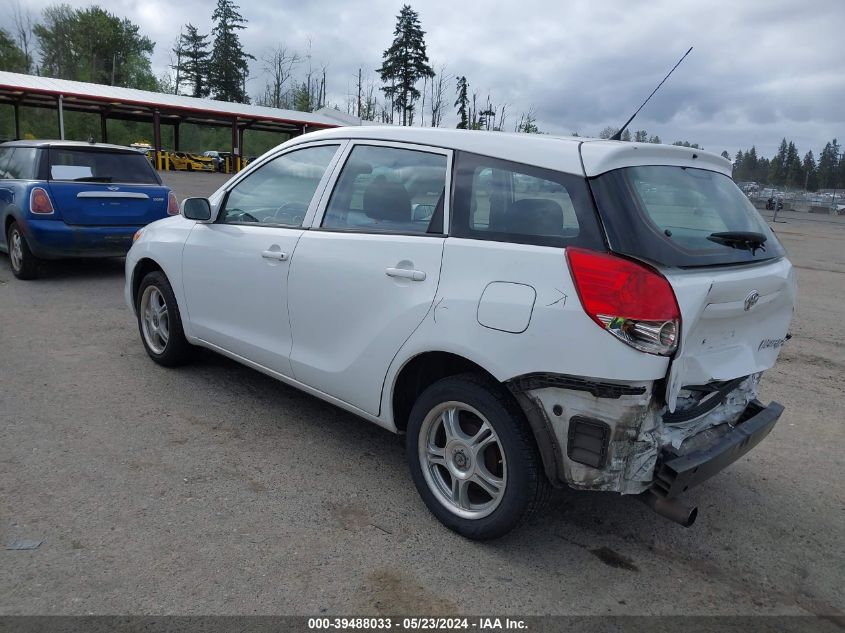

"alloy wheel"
[140,285,170,354]
[418,401,507,519]
[9,228,23,273]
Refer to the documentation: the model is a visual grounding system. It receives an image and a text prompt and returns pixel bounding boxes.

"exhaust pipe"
[638,490,698,527]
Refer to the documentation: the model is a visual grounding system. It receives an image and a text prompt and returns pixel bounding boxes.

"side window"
[0,148,12,179]
[4,148,37,180]
[322,145,447,234]
[451,151,604,249]
[221,144,339,226]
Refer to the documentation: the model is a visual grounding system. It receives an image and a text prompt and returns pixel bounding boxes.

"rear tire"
[136,271,192,366]
[406,373,550,539]
[6,221,39,280]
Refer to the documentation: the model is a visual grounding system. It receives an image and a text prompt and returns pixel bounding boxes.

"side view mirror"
[182,197,212,221]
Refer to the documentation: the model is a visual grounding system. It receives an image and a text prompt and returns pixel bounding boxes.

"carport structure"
[0,71,359,172]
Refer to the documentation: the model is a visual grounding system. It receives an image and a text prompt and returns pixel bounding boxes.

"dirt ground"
[0,179,843,616]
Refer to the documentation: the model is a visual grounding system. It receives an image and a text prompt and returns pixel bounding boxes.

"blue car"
[0,140,178,279]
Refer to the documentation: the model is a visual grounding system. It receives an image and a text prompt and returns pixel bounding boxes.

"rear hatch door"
[588,158,796,410]
[663,258,795,409]
[46,146,168,226]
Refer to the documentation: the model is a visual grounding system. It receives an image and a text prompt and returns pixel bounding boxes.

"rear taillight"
[167,191,179,215]
[566,247,680,355]
[30,187,55,214]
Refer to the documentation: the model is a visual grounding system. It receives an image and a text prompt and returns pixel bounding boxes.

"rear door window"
[451,151,604,249]
[322,144,448,234]
[591,166,785,267]
[48,148,159,184]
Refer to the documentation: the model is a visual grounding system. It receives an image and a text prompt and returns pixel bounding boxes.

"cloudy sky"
[10,0,845,158]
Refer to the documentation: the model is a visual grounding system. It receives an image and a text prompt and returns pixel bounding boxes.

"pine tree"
[734,150,744,179]
[378,5,434,126]
[621,129,632,142]
[837,150,845,191]
[785,141,803,189]
[208,0,254,103]
[818,140,840,189]
[769,139,789,186]
[802,151,818,191]
[454,76,469,129]
[634,130,648,142]
[757,157,770,185]
[648,135,661,144]
[747,146,759,181]
[177,24,211,98]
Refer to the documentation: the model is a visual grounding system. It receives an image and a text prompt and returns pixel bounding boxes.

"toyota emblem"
[744,290,760,311]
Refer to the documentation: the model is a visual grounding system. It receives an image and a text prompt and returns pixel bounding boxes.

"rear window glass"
[48,149,159,184]
[451,151,604,249]
[0,147,13,177]
[1,147,38,180]
[591,166,785,267]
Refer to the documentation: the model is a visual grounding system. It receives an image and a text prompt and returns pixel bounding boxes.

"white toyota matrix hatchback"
[126,127,795,539]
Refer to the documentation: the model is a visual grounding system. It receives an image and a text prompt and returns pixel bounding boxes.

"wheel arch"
[390,350,561,486]
[131,257,166,308]
[391,351,498,433]
[4,207,23,237]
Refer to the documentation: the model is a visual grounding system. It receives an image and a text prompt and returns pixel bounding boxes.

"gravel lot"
[0,172,843,616]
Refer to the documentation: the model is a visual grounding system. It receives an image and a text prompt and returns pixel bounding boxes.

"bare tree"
[496,103,508,132]
[479,93,496,130]
[428,63,450,127]
[515,107,540,134]
[169,32,183,95]
[11,0,36,73]
[363,77,378,121]
[419,75,427,126]
[262,45,299,109]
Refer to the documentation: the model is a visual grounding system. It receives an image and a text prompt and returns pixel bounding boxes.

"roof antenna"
[610,47,693,141]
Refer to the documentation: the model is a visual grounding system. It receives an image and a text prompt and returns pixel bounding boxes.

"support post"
[57,94,65,140]
[153,110,162,171]
[173,122,181,152]
[13,102,21,140]
[100,112,108,143]
[231,117,239,172]
[238,126,245,170]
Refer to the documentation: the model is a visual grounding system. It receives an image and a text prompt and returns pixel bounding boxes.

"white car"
[125,127,796,539]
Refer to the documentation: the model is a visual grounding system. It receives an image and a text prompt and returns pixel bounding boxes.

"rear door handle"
[261,250,289,261]
[385,267,426,281]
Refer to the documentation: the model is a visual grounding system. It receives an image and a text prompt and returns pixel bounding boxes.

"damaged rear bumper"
[651,399,783,498]
[507,373,782,498]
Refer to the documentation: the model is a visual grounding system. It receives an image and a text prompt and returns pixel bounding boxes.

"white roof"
[0,71,356,129]
[291,126,733,177]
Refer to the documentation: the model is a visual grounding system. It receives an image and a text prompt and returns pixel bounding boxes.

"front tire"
[136,271,192,366]
[406,374,550,539]
[7,221,39,280]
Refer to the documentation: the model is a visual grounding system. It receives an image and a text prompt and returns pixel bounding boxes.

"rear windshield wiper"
[72,176,113,182]
[707,231,767,254]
